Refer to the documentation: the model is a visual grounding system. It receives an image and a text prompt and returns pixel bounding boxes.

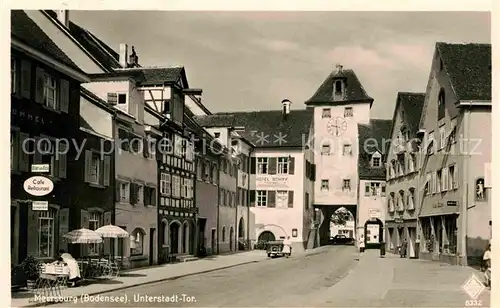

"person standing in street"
[283,236,292,257]
[359,234,365,253]
[483,244,491,287]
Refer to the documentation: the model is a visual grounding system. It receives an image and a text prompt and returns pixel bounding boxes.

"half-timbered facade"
[139,67,199,261]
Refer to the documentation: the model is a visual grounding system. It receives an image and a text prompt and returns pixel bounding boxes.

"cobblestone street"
[30,247,490,308]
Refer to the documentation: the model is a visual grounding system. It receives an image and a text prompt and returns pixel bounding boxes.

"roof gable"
[358,119,392,180]
[305,68,373,105]
[194,109,313,148]
[436,42,491,101]
[11,10,81,72]
[44,10,122,72]
[387,92,425,147]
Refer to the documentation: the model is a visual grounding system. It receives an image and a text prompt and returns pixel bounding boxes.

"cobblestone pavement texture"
[12,247,491,307]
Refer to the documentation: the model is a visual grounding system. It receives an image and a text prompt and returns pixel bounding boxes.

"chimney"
[281,99,291,120]
[129,46,139,67]
[335,64,343,74]
[119,43,128,68]
[56,10,69,28]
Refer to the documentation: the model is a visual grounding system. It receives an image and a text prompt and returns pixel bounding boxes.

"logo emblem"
[462,274,485,300]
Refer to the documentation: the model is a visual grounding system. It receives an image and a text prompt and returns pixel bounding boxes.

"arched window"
[130,228,145,256]
[335,80,342,94]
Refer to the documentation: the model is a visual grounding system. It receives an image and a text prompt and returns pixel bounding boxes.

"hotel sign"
[256,175,289,189]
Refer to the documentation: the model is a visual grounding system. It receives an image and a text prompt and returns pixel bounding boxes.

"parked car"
[266,240,291,258]
[330,234,354,245]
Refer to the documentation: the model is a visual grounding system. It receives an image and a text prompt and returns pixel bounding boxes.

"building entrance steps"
[314,249,491,307]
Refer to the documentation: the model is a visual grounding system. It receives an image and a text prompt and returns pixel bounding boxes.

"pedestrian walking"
[400,239,408,258]
[359,236,365,253]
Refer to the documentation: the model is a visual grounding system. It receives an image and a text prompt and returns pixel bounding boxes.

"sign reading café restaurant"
[256,175,289,188]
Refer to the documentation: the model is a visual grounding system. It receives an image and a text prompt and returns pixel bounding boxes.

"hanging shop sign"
[23,176,54,197]
[32,201,49,211]
[31,164,50,173]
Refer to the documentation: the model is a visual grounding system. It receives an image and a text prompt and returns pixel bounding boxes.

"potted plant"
[21,255,40,289]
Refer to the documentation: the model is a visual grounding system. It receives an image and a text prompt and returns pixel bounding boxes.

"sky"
[71,11,490,119]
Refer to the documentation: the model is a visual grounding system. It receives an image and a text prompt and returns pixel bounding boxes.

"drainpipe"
[460,102,472,266]
[216,151,220,255]
[247,147,253,249]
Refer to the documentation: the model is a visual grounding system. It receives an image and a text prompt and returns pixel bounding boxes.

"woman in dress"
[282,236,292,257]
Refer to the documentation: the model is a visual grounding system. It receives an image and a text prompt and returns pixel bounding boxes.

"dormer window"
[214,132,220,139]
[118,93,127,104]
[335,80,343,94]
[371,151,382,168]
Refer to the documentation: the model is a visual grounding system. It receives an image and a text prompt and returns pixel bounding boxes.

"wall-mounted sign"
[432,202,444,208]
[11,108,51,124]
[23,176,54,197]
[394,218,404,223]
[256,175,289,188]
[32,201,48,211]
[31,164,50,173]
[292,228,298,238]
[368,209,381,218]
[447,201,458,207]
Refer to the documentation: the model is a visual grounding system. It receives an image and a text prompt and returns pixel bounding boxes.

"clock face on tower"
[327,117,348,136]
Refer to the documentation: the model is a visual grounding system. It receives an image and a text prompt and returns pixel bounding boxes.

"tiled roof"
[11,10,81,72]
[138,66,186,86]
[436,42,491,101]
[305,69,373,104]
[44,10,122,71]
[358,119,392,180]
[399,92,426,135]
[194,109,314,148]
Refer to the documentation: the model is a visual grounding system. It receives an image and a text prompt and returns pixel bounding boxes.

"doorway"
[408,227,416,258]
[170,223,180,254]
[229,227,234,251]
[149,228,155,266]
[258,231,275,243]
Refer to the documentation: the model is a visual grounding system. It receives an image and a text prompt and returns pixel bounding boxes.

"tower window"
[335,80,342,94]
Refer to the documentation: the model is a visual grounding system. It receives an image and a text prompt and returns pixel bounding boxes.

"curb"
[21,260,260,307]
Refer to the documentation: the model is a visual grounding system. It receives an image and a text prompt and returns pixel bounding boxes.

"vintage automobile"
[329,234,355,245]
[266,240,291,258]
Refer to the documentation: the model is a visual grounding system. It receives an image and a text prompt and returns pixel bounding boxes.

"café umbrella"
[63,228,103,244]
[94,225,129,238]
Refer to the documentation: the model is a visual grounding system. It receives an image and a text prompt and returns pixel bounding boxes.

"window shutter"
[365,183,370,196]
[35,67,45,104]
[151,188,157,207]
[11,131,20,172]
[27,207,39,255]
[268,191,276,208]
[84,150,92,183]
[250,190,256,207]
[250,157,256,174]
[107,93,118,105]
[115,181,121,202]
[289,157,295,175]
[59,79,70,113]
[33,136,42,164]
[103,155,111,187]
[58,208,69,252]
[18,132,29,172]
[58,143,67,179]
[288,191,294,208]
[268,157,277,174]
[143,138,150,158]
[20,60,31,99]
[130,183,137,205]
[81,209,90,228]
[311,164,316,181]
